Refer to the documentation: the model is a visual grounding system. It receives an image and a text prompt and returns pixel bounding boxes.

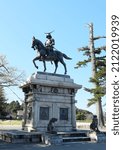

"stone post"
[71,96,77,130]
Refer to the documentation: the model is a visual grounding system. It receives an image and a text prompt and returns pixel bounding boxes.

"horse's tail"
[63,53,72,60]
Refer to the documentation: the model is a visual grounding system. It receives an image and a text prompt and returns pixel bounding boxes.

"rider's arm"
[51,39,55,46]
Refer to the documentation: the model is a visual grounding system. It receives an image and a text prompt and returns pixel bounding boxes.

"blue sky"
[0,0,106,114]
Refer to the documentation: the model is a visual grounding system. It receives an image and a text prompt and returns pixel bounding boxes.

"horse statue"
[31,36,72,74]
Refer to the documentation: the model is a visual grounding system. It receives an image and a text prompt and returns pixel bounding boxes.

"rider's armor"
[45,34,55,55]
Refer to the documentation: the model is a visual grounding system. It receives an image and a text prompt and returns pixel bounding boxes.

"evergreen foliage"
[76,45,106,107]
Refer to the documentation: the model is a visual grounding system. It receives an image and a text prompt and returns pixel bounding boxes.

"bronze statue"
[90,115,99,132]
[47,118,57,134]
[31,36,72,74]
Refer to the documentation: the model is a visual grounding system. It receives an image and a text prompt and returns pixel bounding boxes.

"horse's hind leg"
[59,58,67,74]
[63,62,67,75]
[54,61,58,74]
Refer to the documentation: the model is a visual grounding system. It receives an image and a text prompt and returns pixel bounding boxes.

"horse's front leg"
[33,57,39,69]
[43,60,46,72]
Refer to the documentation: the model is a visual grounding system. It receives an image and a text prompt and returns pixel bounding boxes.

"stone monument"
[20,72,82,132]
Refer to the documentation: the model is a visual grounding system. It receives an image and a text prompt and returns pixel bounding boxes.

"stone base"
[0,130,91,144]
[89,131,106,143]
[42,133,63,145]
[0,130,42,143]
[21,72,82,132]
[96,132,106,143]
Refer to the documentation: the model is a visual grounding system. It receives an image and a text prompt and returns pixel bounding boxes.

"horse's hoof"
[36,66,38,69]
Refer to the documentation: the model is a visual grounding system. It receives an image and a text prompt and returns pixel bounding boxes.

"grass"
[0,119,91,125]
[0,120,22,125]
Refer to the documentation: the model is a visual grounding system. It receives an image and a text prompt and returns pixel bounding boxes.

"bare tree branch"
[0,54,25,87]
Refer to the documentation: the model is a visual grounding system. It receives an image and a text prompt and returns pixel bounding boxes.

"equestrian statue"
[31,33,72,74]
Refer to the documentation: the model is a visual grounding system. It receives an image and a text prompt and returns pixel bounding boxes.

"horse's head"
[31,36,36,49]
[31,36,45,50]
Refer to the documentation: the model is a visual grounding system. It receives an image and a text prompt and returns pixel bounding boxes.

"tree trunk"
[98,98,105,127]
[89,23,104,127]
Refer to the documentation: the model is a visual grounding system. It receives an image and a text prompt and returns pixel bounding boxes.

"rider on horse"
[45,33,55,56]
[31,35,72,74]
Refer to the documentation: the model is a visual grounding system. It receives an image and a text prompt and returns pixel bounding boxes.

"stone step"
[57,131,91,143]
[62,132,87,137]
[62,136,91,142]
[57,131,87,134]
[57,131,88,137]
[41,132,91,145]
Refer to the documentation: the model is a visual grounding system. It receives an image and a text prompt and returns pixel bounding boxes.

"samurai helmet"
[45,30,54,39]
[46,33,52,39]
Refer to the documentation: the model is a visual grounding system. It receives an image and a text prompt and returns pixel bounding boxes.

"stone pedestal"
[20,72,82,132]
[89,131,106,143]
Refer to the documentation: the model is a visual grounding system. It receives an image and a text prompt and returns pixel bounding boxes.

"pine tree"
[75,23,106,127]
